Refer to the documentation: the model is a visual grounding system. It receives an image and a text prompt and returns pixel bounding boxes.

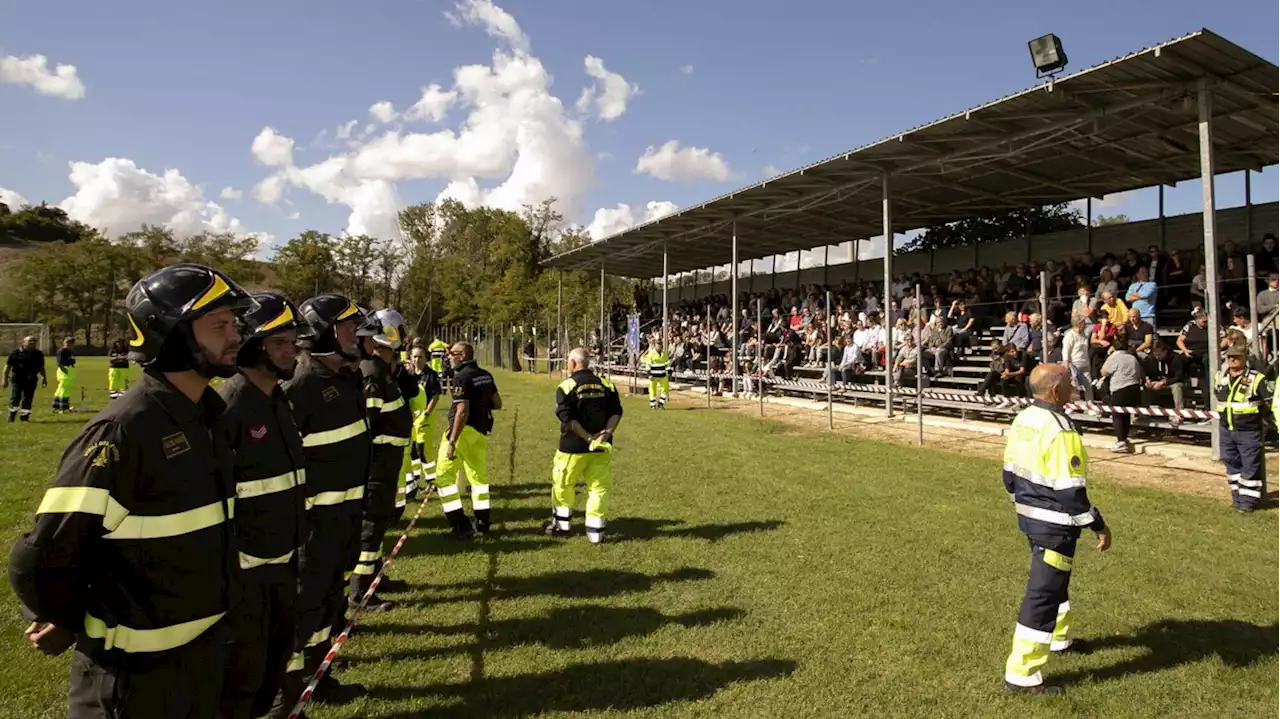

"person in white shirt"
[1061,316,1093,401]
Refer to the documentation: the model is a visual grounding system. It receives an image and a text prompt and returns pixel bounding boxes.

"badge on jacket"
[162,432,191,459]
[248,424,268,443]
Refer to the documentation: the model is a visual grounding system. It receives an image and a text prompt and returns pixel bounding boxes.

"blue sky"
[1,0,1275,261]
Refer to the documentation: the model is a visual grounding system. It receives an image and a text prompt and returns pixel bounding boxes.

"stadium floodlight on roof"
[1028,33,1069,78]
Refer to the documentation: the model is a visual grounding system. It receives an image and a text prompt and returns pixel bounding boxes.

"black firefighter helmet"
[236,292,314,377]
[124,263,256,378]
[298,294,368,360]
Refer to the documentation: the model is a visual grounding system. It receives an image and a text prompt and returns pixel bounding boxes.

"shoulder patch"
[162,431,191,460]
[558,378,577,393]
[84,440,119,468]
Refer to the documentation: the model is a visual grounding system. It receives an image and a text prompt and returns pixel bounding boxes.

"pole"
[915,283,923,447]
[599,265,605,355]
[1039,271,1050,365]
[757,297,764,417]
[662,244,670,353]
[1247,255,1260,357]
[555,270,562,359]
[731,222,739,397]
[826,290,834,430]
[1245,170,1254,246]
[1198,78,1222,461]
[882,171,895,418]
[706,304,712,408]
[1085,197,1093,254]
[1157,185,1166,250]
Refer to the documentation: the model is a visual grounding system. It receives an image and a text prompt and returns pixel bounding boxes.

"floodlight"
[1028,34,1068,78]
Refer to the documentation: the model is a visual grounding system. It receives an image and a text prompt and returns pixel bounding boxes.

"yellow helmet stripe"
[127,315,146,348]
[336,303,359,320]
[190,274,231,312]
[257,305,294,333]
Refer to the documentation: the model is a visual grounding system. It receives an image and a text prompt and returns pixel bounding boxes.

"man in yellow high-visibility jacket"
[641,342,670,409]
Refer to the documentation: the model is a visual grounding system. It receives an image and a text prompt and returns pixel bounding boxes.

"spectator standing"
[1177,308,1212,404]
[1061,317,1093,401]
[1125,267,1158,324]
[1071,286,1099,335]
[1100,335,1145,453]
[1162,249,1191,308]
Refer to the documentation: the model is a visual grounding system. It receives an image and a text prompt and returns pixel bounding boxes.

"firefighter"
[1215,342,1274,513]
[107,338,130,400]
[397,344,442,518]
[277,294,372,710]
[350,308,412,611]
[543,347,623,543]
[4,335,46,421]
[428,336,449,380]
[218,293,311,719]
[8,263,251,717]
[437,342,501,538]
[52,337,76,413]
[641,338,670,409]
[1001,363,1111,695]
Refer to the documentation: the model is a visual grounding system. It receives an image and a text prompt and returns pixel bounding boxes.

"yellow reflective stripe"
[84,611,224,653]
[380,397,405,413]
[1042,549,1073,572]
[257,305,294,333]
[302,419,367,447]
[127,314,146,348]
[239,549,295,569]
[103,498,232,540]
[366,396,385,409]
[358,550,380,562]
[1002,462,1085,491]
[336,303,359,320]
[236,469,305,499]
[558,378,576,393]
[305,625,331,648]
[190,274,231,312]
[373,435,411,446]
[286,652,305,672]
[352,563,377,575]
[308,485,365,509]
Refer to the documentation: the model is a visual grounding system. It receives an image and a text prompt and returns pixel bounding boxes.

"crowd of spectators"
[608,236,1277,410]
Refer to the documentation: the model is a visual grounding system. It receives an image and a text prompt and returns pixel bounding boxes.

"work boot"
[1004,682,1063,695]
[352,593,396,612]
[542,519,572,538]
[314,674,368,705]
[1051,638,1093,655]
[474,516,491,535]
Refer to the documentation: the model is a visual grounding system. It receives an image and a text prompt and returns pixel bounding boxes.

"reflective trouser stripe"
[1050,601,1071,650]
[553,505,571,531]
[1004,623,1052,686]
[84,611,224,654]
[354,549,381,576]
[239,549,295,569]
[471,483,490,510]
[305,626,331,648]
[302,419,367,447]
[286,651,305,672]
[1042,549,1073,573]
[438,483,462,513]
[380,397,405,413]
[374,435,411,446]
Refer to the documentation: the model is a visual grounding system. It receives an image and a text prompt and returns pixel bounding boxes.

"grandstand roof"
[544,29,1278,279]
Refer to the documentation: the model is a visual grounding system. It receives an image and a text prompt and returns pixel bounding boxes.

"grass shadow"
[394,567,716,608]
[348,606,747,664]
[1056,619,1278,685]
[368,656,797,718]
[612,518,786,544]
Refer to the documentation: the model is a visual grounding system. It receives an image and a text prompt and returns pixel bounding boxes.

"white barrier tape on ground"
[522,355,565,363]
[287,488,433,719]
[602,364,1220,420]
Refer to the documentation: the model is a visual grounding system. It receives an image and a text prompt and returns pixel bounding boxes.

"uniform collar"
[456,360,477,371]
[142,369,226,426]
[1031,398,1069,419]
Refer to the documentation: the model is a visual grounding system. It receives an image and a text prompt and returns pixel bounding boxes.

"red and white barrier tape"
[606,365,1220,420]
[287,490,433,719]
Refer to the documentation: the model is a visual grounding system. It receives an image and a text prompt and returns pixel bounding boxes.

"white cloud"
[251,127,295,167]
[679,64,694,75]
[635,140,733,182]
[446,0,529,53]
[404,84,457,123]
[335,120,359,141]
[0,53,85,100]
[220,186,243,200]
[1070,190,1134,216]
[0,187,27,209]
[253,175,286,205]
[369,100,398,124]
[58,158,249,238]
[762,164,781,178]
[286,211,301,221]
[586,200,677,240]
[250,0,596,240]
[575,55,637,121]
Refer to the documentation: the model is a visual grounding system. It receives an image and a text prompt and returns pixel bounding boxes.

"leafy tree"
[180,231,263,285]
[271,231,338,300]
[0,203,93,244]
[1094,213,1130,227]
[899,204,1084,254]
[331,234,380,305]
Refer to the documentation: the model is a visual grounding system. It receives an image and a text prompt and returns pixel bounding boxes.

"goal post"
[0,324,51,354]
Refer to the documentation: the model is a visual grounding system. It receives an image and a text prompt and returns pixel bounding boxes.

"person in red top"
[1089,315,1118,379]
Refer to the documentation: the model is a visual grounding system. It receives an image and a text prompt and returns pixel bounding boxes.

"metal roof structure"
[544,29,1278,279]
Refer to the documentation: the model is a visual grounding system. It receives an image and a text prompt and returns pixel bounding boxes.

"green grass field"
[0,357,1275,718]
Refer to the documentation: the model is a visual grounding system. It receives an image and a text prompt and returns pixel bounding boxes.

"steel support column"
[556,270,563,356]
[599,265,605,355]
[1198,78,1221,460]
[731,222,740,396]
[662,244,669,352]
[1157,186,1166,250]
[1085,197,1093,254]
[1245,170,1253,245]
[882,171,895,418]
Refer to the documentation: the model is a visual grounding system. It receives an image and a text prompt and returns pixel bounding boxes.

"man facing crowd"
[5,335,46,422]
[437,342,501,539]
[544,348,623,543]
[218,293,311,719]
[9,263,251,717]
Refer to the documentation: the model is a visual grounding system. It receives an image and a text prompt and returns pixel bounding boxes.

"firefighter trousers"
[8,377,36,419]
[1004,536,1076,687]
[437,425,490,531]
[107,368,128,399]
[1220,427,1266,510]
[551,450,613,542]
[68,624,231,719]
[224,577,297,719]
[648,376,669,407]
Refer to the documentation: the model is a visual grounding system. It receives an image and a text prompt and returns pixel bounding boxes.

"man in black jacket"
[219,293,311,719]
[9,263,253,718]
[1142,341,1188,420]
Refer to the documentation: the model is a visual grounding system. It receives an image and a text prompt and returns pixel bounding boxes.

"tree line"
[0,198,631,349]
